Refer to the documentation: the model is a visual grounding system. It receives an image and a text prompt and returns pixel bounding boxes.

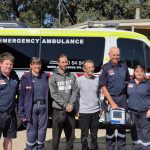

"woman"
[127,65,150,150]
[18,57,49,150]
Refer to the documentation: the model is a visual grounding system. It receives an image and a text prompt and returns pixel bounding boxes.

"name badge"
[32,80,35,83]
[25,86,32,89]
[128,83,134,88]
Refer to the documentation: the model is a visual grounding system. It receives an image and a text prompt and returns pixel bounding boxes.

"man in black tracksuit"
[49,54,78,150]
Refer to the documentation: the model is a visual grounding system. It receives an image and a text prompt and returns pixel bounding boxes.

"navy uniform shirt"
[127,79,150,111]
[99,61,130,96]
[0,70,19,112]
[32,75,45,101]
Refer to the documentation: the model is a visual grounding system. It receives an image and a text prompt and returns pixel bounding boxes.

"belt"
[33,100,45,105]
[111,93,125,97]
[128,108,147,113]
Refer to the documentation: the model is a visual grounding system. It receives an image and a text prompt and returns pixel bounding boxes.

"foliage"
[0,0,149,28]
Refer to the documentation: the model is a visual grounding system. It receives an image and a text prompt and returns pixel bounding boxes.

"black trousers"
[130,111,150,150]
[79,111,99,150]
[52,108,75,150]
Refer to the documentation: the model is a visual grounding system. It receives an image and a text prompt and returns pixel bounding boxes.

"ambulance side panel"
[111,31,150,75]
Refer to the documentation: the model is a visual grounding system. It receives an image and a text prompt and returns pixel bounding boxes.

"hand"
[111,102,119,109]
[76,112,79,117]
[22,118,28,128]
[146,110,150,118]
[66,104,73,112]
[22,118,27,122]
[99,109,103,116]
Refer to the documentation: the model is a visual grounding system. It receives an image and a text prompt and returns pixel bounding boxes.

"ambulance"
[0,27,150,78]
[1,26,150,128]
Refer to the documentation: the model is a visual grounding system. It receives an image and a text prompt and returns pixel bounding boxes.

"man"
[78,60,100,150]
[99,47,130,150]
[0,52,19,150]
[49,54,78,150]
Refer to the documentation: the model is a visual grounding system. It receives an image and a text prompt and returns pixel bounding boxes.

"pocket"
[0,114,5,129]
[40,104,46,110]
[125,111,135,128]
[0,84,7,90]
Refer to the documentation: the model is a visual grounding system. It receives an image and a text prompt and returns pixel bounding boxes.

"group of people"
[0,46,150,150]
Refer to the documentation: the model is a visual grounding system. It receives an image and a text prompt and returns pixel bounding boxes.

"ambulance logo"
[108,70,114,75]
[0,79,6,85]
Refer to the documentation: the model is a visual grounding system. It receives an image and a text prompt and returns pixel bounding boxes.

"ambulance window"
[117,38,145,69]
[0,36,40,69]
[145,44,150,72]
[40,37,105,72]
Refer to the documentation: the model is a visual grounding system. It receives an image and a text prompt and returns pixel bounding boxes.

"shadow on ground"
[45,131,132,150]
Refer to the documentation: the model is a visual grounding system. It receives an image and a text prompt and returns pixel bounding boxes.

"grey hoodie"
[49,68,78,110]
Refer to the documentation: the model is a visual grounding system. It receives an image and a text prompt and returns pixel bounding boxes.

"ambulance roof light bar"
[100,22,119,28]
[0,21,28,28]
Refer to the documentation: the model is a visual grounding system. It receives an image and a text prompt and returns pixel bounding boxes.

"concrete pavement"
[0,129,132,150]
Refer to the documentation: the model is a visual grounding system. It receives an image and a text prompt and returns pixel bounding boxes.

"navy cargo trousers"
[106,94,127,150]
[130,111,150,150]
[26,103,48,150]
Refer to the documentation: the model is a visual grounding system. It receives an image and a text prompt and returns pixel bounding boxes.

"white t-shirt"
[78,75,100,113]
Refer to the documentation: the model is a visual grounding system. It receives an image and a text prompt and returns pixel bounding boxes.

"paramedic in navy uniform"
[18,57,49,150]
[127,65,150,150]
[99,46,130,150]
[0,52,19,150]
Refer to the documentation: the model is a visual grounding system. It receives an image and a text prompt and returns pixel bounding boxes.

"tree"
[76,0,136,23]
[0,0,149,28]
[0,0,58,28]
[64,0,150,25]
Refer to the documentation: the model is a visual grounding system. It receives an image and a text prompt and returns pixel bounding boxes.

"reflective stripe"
[138,140,150,146]
[37,141,45,145]
[106,134,115,139]
[26,140,37,146]
[133,141,138,145]
[117,133,126,138]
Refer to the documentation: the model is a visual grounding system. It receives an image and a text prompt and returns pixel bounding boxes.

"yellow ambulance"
[0,27,150,77]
